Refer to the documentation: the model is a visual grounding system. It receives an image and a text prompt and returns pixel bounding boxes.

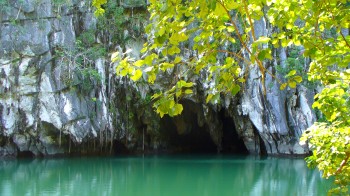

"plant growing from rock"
[55,30,104,95]
[94,0,350,194]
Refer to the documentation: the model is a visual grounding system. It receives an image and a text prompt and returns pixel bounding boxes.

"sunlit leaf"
[231,85,240,95]
[134,60,144,67]
[285,70,297,78]
[130,69,142,81]
[184,89,193,94]
[293,76,303,83]
[288,81,297,88]
[206,94,213,103]
[280,83,287,90]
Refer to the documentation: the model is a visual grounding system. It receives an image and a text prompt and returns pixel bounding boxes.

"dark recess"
[254,126,267,155]
[158,100,250,154]
[113,140,129,154]
[160,111,217,153]
[219,110,249,154]
[17,150,35,158]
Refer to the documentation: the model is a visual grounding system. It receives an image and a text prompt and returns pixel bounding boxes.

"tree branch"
[216,0,267,95]
[336,152,350,175]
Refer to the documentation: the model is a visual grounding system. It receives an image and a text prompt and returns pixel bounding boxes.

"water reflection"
[0,155,331,196]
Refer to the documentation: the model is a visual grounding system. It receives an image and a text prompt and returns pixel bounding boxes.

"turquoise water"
[0,155,331,196]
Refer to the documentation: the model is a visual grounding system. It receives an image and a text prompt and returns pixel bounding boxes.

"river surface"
[0,155,331,196]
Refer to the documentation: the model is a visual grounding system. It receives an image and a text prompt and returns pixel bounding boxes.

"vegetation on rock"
[94,0,350,194]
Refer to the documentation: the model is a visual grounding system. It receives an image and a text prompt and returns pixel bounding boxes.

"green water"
[0,155,331,196]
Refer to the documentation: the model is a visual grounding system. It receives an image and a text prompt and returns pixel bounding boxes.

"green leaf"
[285,70,297,78]
[174,56,182,64]
[158,111,165,118]
[184,89,193,94]
[140,47,148,53]
[286,23,293,30]
[231,85,240,95]
[255,36,271,44]
[144,56,153,65]
[168,46,181,55]
[160,63,174,71]
[207,0,216,10]
[288,81,297,88]
[280,83,287,90]
[134,60,144,67]
[206,94,213,103]
[226,2,240,10]
[281,39,293,47]
[130,69,142,81]
[293,76,303,83]
[177,80,194,88]
[214,2,229,21]
[258,49,272,60]
[168,103,183,117]
[227,26,235,32]
[238,78,246,83]
[193,36,201,42]
[148,73,156,84]
[175,90,181,98]
[151,92,162,100]
[174,103,183,115]
[312,101,320,109]
[158,27,165,36]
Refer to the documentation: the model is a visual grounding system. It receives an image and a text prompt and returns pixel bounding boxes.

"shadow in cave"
[160,100,218,153]
[219,110,249,154]
[160,115,218,153]
[253,125,267,155]
[17,150,35,158]
[159,100,249,154]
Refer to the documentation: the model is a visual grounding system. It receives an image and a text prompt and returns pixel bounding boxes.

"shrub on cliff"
[94,0,350,194]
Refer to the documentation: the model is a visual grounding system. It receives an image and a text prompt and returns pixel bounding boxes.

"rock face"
[0,0,315,157]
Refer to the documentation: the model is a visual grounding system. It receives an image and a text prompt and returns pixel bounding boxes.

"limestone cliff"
[0,0,314,157]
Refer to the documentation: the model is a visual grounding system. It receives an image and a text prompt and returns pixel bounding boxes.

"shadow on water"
[0,155,332,196]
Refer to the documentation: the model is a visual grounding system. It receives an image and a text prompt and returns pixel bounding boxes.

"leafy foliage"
[110,0,285,117]
[0,0,10,12]
[276,47,317,89]
[95,0,350,194]
[95,0,148,46]
[55,30,104,94]
[92,0,107,17]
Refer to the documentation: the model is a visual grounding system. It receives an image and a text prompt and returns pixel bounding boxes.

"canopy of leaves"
[95,0,350,194]
[92,0,107,16]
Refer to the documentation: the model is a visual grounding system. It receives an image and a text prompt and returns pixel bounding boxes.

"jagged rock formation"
[0,0,315,157]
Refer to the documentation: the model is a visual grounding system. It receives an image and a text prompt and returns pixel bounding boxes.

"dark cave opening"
[219,110,249,154]
[160,115,218,153]
[254,126,267,155]
[158,100,249,154]
[113,140,130,154]
[17,150,35,158]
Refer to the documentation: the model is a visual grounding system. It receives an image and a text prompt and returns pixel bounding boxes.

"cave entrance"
[160,101,218,153]
[219,110,249,154]
[158,100,249,154]
[17,150,35,158]
[160,116,218,153]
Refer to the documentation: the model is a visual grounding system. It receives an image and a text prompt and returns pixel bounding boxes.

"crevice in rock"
[254,127,267,155]
[17,150,35,158]
[159,110,217,153]
[113,140,129,154]
[0,135,6,147]
[151,100,252,154]
[220,110,248,154]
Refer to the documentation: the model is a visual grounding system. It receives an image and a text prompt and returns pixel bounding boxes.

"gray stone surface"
[0,0,315,156]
